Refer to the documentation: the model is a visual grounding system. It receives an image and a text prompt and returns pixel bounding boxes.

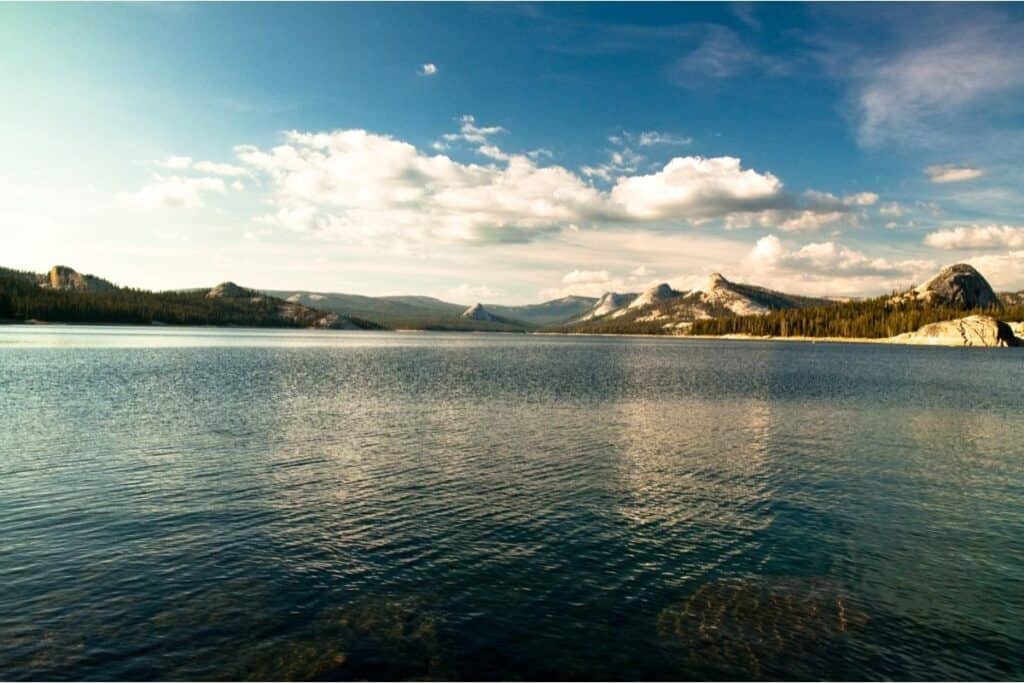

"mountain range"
[2,263,1022,344]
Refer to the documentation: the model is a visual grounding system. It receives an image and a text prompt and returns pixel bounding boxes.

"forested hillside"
[691,296,1024,338]
[0,267,382,329]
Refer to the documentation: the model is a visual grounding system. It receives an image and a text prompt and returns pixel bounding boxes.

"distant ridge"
[4,260,1022,343]
[266,289,594,330]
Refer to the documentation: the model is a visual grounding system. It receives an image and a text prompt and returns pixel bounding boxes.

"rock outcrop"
[905,264,999,308]
[889,315,1020,347]
[40,265,115,293]
[206,281,251,299]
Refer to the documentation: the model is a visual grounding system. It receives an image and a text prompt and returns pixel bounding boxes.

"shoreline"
[537,331,917,346]
[4,319,1021,348]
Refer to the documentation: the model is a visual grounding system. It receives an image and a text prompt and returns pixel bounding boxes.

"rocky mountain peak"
[207,281,251,299]
[462,302,497,321]
[703,272,729,291]
[572,291,637,322]
[628,282,679,309]
[912,263,999,309]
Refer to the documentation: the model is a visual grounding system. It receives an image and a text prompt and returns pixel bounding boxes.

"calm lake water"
[1,326,1022,680]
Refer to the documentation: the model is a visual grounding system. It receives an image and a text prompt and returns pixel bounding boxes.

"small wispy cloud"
[193,160,247,177]
[925,164,985,184]
[117,176,226,210]
[671,25,788,84]
[635,131,693,147]
[732,3,762,31]
[811,8,1024,147]
[159,155,193,170]
[420,63,438,76]
[441,114,506,144]
[154,156,247,176]
[879,202,905,217]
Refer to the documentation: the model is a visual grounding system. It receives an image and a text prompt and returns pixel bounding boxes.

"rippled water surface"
[1,326,1023,680]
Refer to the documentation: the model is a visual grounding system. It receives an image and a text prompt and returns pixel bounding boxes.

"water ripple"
[1,328,1022,679]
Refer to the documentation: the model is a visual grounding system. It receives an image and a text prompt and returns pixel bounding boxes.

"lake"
[1,326,1022,680]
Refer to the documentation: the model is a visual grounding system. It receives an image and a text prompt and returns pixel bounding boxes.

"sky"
[3,2,1024,304]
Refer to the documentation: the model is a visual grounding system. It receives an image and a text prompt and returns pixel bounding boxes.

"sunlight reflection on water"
[1,328,1022,679]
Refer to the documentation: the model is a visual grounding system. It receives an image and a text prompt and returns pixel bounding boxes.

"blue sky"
[3,2,1024,302]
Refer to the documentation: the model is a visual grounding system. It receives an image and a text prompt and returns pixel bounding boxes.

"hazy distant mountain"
[267,289,593,331]
[270,290,465,326]
[489,295,596,326]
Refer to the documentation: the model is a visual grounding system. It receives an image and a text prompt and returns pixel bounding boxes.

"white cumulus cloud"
[749,234,934,279]
[610,156,783,220]
[141,117,875,244]
[924,225,1024,249]
[420,63,438,76]
[237,127,603,244]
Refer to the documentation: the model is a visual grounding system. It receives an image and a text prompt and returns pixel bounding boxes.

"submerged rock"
[234,595,447,681]
[657,576,867,679]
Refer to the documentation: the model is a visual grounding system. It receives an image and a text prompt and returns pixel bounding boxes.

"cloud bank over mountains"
[134,116,877,249]
[108,108,1024,300]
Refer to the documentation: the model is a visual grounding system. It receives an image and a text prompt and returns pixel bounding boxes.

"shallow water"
[1,326,1022,680]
